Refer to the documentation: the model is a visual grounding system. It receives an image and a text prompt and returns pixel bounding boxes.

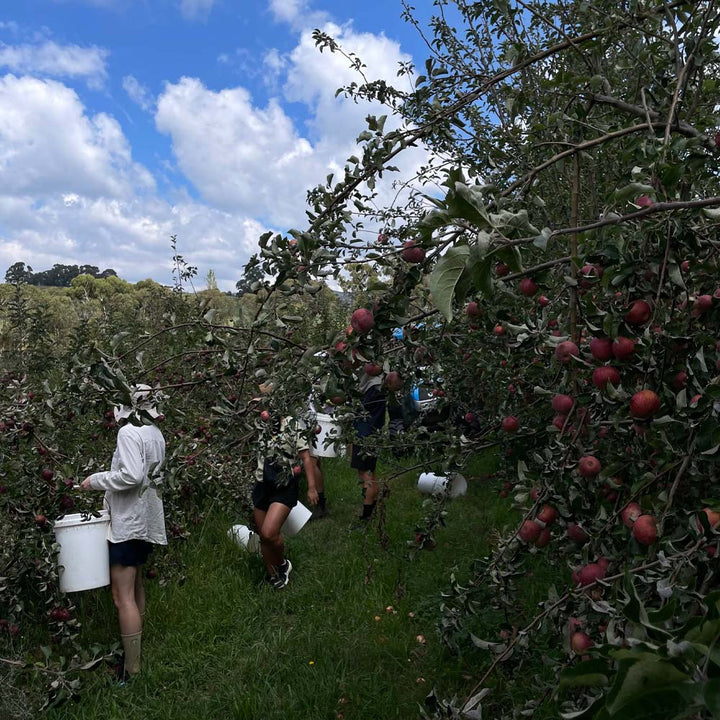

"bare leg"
[255,503,291,576]
[111,564,141,636]
[111,564,142,675]
[360,470,378,505]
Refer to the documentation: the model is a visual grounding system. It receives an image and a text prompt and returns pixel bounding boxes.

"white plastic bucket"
[313,412,342,458]
[417,472,467,498]
[53,511,110,592]
[228,524,260,553]
[282,502,312,537]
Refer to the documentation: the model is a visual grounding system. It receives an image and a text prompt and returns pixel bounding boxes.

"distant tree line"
[4,262,118,287]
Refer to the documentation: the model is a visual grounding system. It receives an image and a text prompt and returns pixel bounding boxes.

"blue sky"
[0,0,431,290]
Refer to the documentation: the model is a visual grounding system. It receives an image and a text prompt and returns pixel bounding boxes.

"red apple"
[552,414,568,430]
[534,527,552,548]
[464,412,476,424]
[538,295,550,308]
[384,371,403,392]
[589,337,613,361]
[612,336,635,360]
[671,371,687,391]
[579,563,605,586]
[493,324,505,336]
[260,410,271,422]
[552,394,574,414]
[537,505,558,525]
[630,390,660,419]
[635,195,653,207]
[621,502,642,527]
[364,363,382,377]
[466,301,482,319]
[566,523,588,543]
[501,416,519,433]
[518,520,542,543]
[697,507,720,532]
[625,300,652,325]
[401,241,425,263]
[578,456,602,478]
[519,278,538,297]
[351,308,374,334]
[692,294,713,317]
[495,263,510,277]
[579,264,602,288]
[592,366,620,390]
[632,514,658,545]
[571,631,594,653]
[41,468,54,482]
[555,341,580,363]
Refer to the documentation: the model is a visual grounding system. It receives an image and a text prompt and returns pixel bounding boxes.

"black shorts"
[108,539,154,567]
[252,460,299,512]
[351,386,387,472]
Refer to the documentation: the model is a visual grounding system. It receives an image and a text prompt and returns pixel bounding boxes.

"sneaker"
[267,559,292,589]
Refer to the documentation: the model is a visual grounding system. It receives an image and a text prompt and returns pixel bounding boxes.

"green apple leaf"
[429,245,471,321]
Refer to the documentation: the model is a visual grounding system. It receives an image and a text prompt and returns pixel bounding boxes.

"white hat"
[113,384,161,423]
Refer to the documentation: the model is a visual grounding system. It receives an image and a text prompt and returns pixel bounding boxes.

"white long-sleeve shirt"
[87,423,167,545]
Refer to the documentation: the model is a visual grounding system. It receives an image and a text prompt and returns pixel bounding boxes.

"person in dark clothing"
[350,371,387,522]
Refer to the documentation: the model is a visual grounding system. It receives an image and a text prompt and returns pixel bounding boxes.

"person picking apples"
[252,388,318,589]
[79,384,167,681]
[350,367,388,525]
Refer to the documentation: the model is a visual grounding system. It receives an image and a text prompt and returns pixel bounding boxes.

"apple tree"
[278,0,720,716]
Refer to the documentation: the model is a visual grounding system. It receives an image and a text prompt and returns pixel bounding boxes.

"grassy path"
[46,454,512,720]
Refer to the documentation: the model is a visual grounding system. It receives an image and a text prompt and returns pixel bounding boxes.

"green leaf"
[613,182,655,204]
[467,251,494,298]
[609,686,699,720]
[429,246,471,321]
[607,658,689,715]
[559,659,611,690]
[451,182,490,225]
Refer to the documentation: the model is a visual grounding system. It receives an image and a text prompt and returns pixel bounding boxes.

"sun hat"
[113,384,161,423]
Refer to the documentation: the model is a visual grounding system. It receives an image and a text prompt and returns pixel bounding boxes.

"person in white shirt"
[80,384,166,679]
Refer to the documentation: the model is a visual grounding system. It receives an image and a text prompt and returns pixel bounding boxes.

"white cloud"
[179,0,216,21]
[123,74,154,112]
[155,21,427,232]
[0,74,153,199]
[0,16,429,292]
[0,41,108,88]
[284,23,414,144]
[269,0,328,30]
[156,77,323,226]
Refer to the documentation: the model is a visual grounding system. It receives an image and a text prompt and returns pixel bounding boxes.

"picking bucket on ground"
[228,524,260,553]
[313,412,343,458]
[282,502,312,537]
[53,511,110,592]
[417,472,467,498]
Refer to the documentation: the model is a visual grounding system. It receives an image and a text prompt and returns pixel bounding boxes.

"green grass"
[37,452,525,720]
